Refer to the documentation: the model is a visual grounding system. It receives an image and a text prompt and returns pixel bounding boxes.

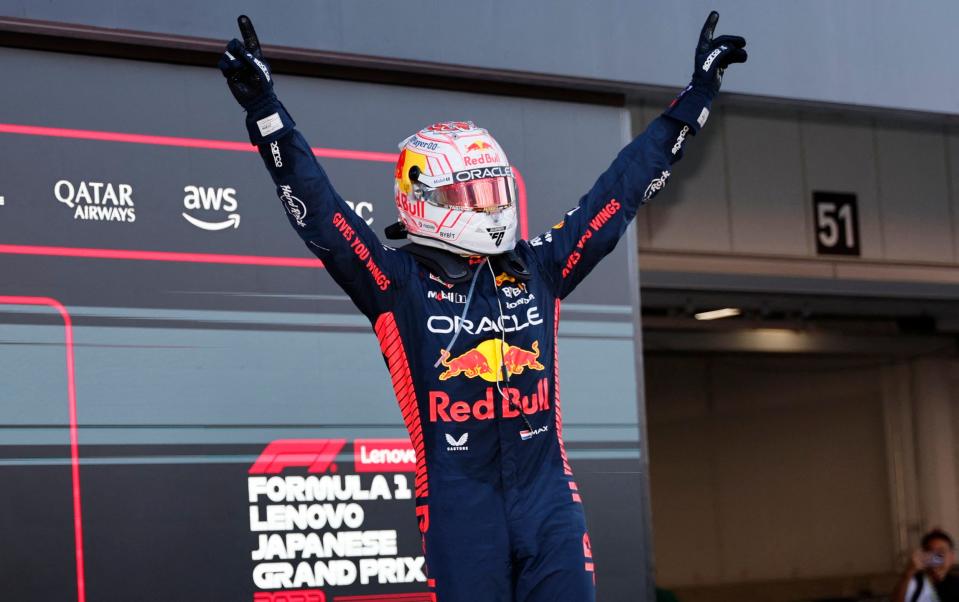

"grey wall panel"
[875,125,954,262]
[643,103,732,253]
[800,115,884,260]
[4,0,959,115]
[638,107,959,296]
[724,109,807,255]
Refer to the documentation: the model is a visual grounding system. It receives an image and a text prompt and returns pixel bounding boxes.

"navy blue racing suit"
[256,110,692,601]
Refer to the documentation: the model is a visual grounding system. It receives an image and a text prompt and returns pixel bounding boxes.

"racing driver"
[220,12,746,602]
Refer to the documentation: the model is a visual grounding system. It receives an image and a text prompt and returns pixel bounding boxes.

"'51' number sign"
[813,191,860,256]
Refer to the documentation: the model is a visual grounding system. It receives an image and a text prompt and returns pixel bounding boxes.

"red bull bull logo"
[437,348,490,380]
[502,341,544,375]
[465,141,492,152]
[437,339,544,382]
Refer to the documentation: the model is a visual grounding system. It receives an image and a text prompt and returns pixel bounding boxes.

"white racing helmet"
[393,121,518,255]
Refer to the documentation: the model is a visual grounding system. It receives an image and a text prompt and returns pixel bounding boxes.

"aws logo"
[437,339,544,382]
[182,185,240,231]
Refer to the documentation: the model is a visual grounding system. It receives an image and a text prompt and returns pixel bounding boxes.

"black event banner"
[1,47,648,602]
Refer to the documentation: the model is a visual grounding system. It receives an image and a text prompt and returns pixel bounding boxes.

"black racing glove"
[218,15,295,145]
[665,11,747,134]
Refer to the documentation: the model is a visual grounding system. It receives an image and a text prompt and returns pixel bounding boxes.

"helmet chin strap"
[401,242,531,285]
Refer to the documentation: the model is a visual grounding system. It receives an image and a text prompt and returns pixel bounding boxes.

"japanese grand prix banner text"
[247,438,429,602]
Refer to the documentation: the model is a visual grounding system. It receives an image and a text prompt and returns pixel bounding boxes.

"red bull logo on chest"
[429,378,550,423]
[437,339,544,382]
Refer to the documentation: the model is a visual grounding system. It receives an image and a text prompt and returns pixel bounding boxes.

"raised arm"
[526,11,747,299]
[218,16,410,318]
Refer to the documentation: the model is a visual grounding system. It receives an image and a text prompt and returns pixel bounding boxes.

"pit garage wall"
[632,97,959,600]
[645,354,959,602]
[632,101,959,299]
[0,47,648,601]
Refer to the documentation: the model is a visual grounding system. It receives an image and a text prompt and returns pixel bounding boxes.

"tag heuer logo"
[445,432,469,451]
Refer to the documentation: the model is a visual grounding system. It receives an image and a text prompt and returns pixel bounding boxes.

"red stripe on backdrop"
[0,123,397,162]
[0,123,530,254]
[0,296,85,602]
[0,244,324,268]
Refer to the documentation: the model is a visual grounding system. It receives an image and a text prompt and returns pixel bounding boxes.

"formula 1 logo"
[248,439,346,474]
[437,339,544,382]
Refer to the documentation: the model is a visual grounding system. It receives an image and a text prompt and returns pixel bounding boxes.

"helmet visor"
[423,177,516,211]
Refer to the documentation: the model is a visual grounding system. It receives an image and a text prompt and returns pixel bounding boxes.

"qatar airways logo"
[54,180,135,223]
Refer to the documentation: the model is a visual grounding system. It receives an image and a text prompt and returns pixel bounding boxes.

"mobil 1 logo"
[813,192,860,256]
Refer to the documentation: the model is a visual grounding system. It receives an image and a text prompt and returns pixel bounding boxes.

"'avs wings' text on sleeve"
[525,115,688,299]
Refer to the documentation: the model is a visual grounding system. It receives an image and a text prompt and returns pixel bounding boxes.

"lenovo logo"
[354,439,417,473]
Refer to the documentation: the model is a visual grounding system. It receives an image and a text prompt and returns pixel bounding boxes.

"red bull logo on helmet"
[466,141,492,153]
[463,152,501,167]
[437,339,544,382]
